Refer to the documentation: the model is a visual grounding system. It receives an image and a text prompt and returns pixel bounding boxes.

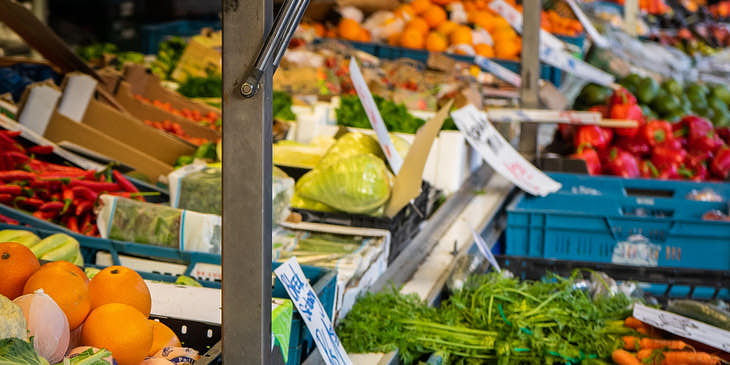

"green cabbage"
[0,338,48,365]
[0,295,26,341]
[318,133,383,168]
[290,191,337,212]
[297,154,391,214]
[389,133,410,160]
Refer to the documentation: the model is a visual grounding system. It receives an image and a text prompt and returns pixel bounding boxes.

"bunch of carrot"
[142,119,210,146]
[0,130,155,236]
[611,317,726,365]
[134,94,220,131]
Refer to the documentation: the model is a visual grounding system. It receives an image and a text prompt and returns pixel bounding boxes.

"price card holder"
[565,0,609,48]
[633,304,730,353]
[485,109,601,124]
[274,258,353,365]
[539,45,615,87]
[451,105,561,196]
[474,56,521,87]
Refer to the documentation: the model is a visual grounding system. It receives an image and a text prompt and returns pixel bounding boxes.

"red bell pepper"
[676,115,712,140]
[689,162,709,181]
[710,146,730,179]
[639,160,660,178]
[574,125,612,150]
[588,105,610,118]
[614,135,651,157]
[557,124,576,141]
[609,88,638,106]
[610,104,644,137]
[603,147,640,178]
[651,143,687,169]
[642,120,673,147]
[716,126,730,145]
[570,145,601,175]
[689,130,723,153]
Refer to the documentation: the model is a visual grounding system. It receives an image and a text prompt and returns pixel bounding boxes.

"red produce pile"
[566,88,730,181]
[0,130,153,236]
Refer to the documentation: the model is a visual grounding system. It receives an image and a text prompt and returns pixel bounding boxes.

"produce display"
[142,119,211,146]
[133,95,221,131]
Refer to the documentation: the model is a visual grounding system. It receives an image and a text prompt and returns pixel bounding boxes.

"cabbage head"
[318,132,383,168]
[290,191,337,213]
[0,294,26,341]
[297,154,391,214]
[389,133,410,160]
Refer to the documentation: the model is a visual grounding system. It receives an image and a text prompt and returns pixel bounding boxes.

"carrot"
[640,338,691,351]
[625,317,644,329]
[623,336,641,351]
[612,349,641,365]
[637,349,662,365]
[661,351,724,365]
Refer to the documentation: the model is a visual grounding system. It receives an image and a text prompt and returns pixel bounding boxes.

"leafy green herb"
[336,95,457,133]
[150,37,188,80]
[0,338,49,365]
[274,91,296,121]
[178,75,222,98]
[53,347,112,365]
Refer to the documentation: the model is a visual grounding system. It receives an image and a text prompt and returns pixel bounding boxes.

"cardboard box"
[114,81,221,142]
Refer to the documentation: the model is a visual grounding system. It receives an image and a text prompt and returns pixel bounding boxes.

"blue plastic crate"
[506,173,730,272]
[140,20,221,54]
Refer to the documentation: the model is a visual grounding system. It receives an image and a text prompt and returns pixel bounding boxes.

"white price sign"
[539,45,615,86]
[633,304,730,353]
[451,105,561,196]
[274,258,352,365]
[486,108,601,124]
[474,56,521,87]
[348,57,403,174]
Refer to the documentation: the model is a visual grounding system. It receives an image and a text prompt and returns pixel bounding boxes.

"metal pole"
[222,0,273,363]
[518,0,541,159]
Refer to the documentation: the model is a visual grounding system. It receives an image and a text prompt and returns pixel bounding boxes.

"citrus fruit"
[0,242,40,300]
[358,27,372,42]
[423,5,447,28]
[406,17,429,34]
[40,260,88,283]
[400,27,426,49]
[148,320,181,356]
[23,266,90,329]
[410,0,432,14]
[426,31,448,52]
[436,20,458,36]
[450,25,473,45]
[82,303,153,365]
[474,43,495,57]
[312,23,326,37]
[338,18,362,41]
[88,266,151,317]
[393,4,416,20]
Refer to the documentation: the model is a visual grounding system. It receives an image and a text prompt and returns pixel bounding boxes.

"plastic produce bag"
[273,169,295,225]
[96,195,221,254]
[178,167,221,215]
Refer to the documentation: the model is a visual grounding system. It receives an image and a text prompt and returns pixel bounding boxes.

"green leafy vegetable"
[150,37,188,80]
[336,95,426,134]
[273,91,296,121]
[178,75,222,98]
[0,338,49,365]
[54,347,112,365]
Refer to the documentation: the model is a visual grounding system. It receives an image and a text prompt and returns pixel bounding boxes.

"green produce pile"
[77,43,144,69]
[576,74,730,127]
[178,74,222,99]
[150,37,188,80]
[338,272,633,364]
[336,95,456,133]
[273,91,297,121]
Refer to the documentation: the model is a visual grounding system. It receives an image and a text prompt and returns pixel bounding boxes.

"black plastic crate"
[496,255,730,302]
[292,181,441,263]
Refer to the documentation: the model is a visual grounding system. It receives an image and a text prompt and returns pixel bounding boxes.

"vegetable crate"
[506,172,730,272]
[140,20,221,54]
[292,181,441,263]
[495,255,730,301]
[150,315,220,360]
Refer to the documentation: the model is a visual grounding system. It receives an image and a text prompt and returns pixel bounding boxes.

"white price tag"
[486,108,601,125]
[474,56,521,87]
[274,258,352,365]
[565,0,609,48]
[539,45,615,86]
[451,105,561,196]
[488,0,566,50]
[348,57,403,174]
[469,225,501,272]
[633,304,730,353]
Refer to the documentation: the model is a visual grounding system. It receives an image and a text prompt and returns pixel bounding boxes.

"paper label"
[18,84,61,135]
[474,56,521,87]
[633,304,730,353]
[469,225,501,272]
[486,109,602,124]
[349,57,403,174]
[539,45,615,86]
[565,0,609,48]
[611,234,660,267]
[451,105,561,196]
[58,74,97,122]
[275,257,352,365]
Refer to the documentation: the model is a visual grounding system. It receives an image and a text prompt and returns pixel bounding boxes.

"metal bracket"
[240,0,311,98]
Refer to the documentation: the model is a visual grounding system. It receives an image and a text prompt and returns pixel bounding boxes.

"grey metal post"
[222,0,273,363]
[519,0,541,159]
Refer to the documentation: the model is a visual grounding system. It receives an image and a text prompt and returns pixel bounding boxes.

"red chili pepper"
[14,197,44,210]
[639,160,660,178]
[0,131,22,138]
[0,151,29,166]
[27,145,54,155]
[75,201,92,216]
[69,180,120,192]
[67,216,80,233]
[0,213,19,225]
[112,170,139,193]
[609,88,638,106]
[0,184,22,196]
[711,146,730,180]
[651,143,687,169]
[39,201,64,212]
[570,145,602,175]
[30,180,50,190]
[574,125,612,150]
[71,186,98,202]
[603,147,640,178]
[610,104,644,137]
[0,193,12,204]
[32,210,45,220]
[614,135,651,157]
[642,120,673,147]
[0,170,35,182]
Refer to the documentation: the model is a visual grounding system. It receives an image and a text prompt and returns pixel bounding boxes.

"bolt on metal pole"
[222,0,273,363]
[519,0,541,160]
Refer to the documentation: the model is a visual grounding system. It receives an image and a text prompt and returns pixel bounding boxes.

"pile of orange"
[0,242,179,365]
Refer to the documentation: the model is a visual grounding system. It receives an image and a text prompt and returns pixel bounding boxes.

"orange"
[312,23,326,37]
[495,37,521,59]
[0,242,40,300]
[474,43,495,57]
[400,28,426,49]
[357,28,372,42]
[387,32,401,45]
[393,4,416,20]
[423,5,447,28]
[411,0,432,14]
[436,20,458,36]
[338,18,362,41]
[88,266,151,317]
[23,266,90,329]
[406,17,429,34]
[425,31,448,52]
[450,25,473,45]
[40,260,88,283]
[148,320,181,356]
[82,303,153,365]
